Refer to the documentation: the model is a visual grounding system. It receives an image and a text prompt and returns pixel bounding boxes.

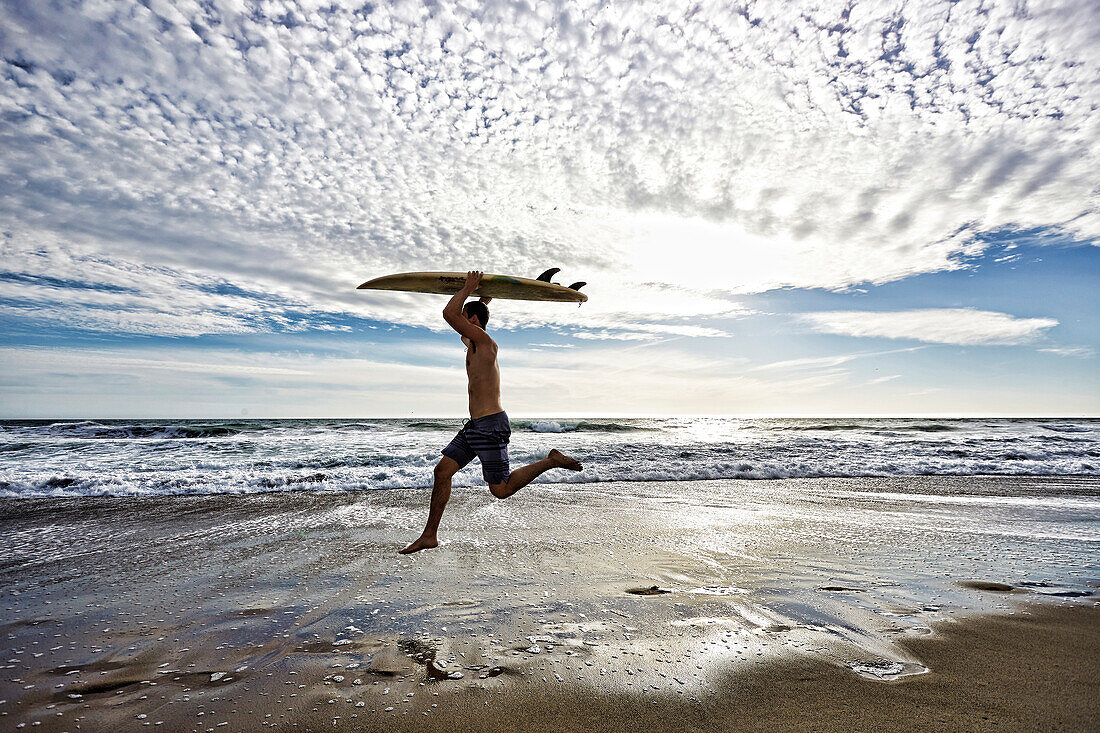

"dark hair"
[463,301,490,327]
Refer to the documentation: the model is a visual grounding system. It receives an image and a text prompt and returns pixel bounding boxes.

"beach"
[5,0,1099,729]
[2,469,1097,731]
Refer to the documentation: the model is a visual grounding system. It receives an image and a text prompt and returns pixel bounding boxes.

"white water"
[1,417,1097,498]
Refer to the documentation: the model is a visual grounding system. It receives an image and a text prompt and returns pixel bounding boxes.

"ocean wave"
[523,420,572,433]
[1042,424,1095,434]
[770,423,870,431]
[256,472,329,488]
[576,420,652,432]
[6,421,246,439]
[2,418,1098,498]
[331,422,385,432]
[4,458,1098,499]
[772,422,959,432]
[0,442,38,453]
[519,420,651,433]
[553,462,1100,485]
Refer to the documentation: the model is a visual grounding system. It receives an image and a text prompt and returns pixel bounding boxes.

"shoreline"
[4,471,1100,502]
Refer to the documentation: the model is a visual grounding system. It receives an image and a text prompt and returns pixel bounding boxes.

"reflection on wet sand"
[0,475,1096,730]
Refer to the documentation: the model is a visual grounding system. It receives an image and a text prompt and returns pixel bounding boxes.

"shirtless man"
[399,270,582,554]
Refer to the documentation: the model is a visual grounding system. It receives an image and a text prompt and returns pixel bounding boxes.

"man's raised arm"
[443,270,492,343]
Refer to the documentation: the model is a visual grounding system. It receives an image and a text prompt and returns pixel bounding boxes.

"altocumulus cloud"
[800,308,1059,346]
[0,0,1097,339]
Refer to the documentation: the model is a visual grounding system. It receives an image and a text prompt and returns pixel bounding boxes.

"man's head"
[463,301,490,328]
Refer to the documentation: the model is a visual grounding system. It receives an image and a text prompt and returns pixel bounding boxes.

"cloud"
[569,322,733,341]
[799,308,1058,346]
[570,331,654,342]
[5,332,1094,417]
[1038,346,1095,358]
[0,0,1097,339]
[748,346,923,372]
[0,341,833,417]
[0,344,468,417]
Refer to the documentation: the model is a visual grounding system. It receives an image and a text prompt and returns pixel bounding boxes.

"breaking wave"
[2,417,1097,498]
[2,421,246,440]
[519,420,652,433]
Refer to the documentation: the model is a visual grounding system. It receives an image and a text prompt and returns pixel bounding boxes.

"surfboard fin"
[568,281,586,291]
[536,268,560,283]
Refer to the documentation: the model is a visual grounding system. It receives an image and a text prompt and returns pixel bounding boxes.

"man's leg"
[489,449,582,499]
[399,456,461,554]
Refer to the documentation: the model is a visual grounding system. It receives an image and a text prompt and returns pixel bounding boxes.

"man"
[399,270,582,554]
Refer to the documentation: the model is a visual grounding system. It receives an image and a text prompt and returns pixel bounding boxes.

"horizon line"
[2,414,1097,420]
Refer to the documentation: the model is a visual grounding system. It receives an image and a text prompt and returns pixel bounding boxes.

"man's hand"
[462,270,483,294]
[479,296,492,304]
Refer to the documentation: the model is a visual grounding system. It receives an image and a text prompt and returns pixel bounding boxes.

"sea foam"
[1,417,1097,498]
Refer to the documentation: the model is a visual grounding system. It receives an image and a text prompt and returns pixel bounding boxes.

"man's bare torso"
[462,335,503,418]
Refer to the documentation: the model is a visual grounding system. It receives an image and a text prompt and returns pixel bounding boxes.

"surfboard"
[357,271,588,303]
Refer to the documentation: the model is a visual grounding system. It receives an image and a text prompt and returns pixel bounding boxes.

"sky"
[0,0,1097,418]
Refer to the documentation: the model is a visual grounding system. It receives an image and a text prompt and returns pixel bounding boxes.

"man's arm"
[443,270,494,345]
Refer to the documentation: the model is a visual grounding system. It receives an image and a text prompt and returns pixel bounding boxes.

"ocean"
[1,417,1097,498]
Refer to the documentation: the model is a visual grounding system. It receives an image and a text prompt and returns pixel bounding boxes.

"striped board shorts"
[441,411,511,484]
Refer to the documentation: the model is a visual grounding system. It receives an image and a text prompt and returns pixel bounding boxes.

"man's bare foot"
[549,449,583,471]
[398,536,438,554]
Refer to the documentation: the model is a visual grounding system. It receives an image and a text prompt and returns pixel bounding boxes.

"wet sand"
[1,477,1097,731]
[465,603,1098,733]
[6,604,1096,732]
[360,604,1100,733]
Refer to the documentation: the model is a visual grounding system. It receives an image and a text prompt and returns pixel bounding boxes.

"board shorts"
[441,411,511,484]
